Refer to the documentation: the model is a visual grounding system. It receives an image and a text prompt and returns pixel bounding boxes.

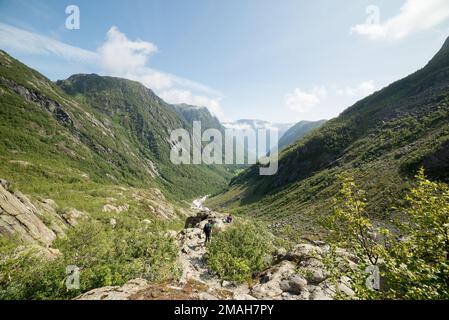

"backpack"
[203,223,212,233]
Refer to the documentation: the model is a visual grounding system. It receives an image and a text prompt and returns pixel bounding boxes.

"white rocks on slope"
[61,208,88,227]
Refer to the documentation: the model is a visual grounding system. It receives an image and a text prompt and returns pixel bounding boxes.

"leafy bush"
[325,169,449,299]
[0,237,67,300]
[206,222,273,282]
[382,169,449,299]
[0,220,180,299]
[327,173,383,265]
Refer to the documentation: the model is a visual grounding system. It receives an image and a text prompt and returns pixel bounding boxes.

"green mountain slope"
[207,37,449,238]
[56,73,233,199]
[277,120,327,150]
[0,50,232,218]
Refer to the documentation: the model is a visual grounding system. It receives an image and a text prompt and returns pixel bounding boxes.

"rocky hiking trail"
[76,197,357,300]
[176,197,255,300]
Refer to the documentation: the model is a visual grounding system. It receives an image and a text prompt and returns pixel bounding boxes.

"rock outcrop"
[0,77,73,126]
[250,242,355,300]
[102,203,129,213]
[0,179,56,245]
[0,179,88,245]
[184,211,210,228]
[61,208,88,227]
[75,279,150,300]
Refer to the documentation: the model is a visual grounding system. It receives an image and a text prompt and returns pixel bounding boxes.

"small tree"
[328,174,385,264]
[325,169,449,299]
[383,168,449,299]
[325,174,385,298]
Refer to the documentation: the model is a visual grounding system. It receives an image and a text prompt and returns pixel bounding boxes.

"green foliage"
[0,50,233,209]
[57,73,233,200]
[206,222,273,282]
[0,237,67,300]
[0,48,236,300]
[327,174,383,266]
[0,220,180,300]
[324,170,449,299]
[381,169,449,299]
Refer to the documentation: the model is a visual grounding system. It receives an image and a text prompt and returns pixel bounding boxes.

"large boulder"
[250,261,297,299]
[284,243,323,261]
[310,285,334,300]
[184,211,210,228]
[298,258,328,284]
[75,279,150,300]
[61,208,88,227]
[251,280,283,299]
[279,274,308,294]
[309,277,355,300]
[0,181,56,245]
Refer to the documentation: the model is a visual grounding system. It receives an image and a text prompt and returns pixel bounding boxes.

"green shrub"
[0,219,180,299]
[324,169,449,299]
[206,221,273,282]
[382,169,449,299]
[0,238,67,300]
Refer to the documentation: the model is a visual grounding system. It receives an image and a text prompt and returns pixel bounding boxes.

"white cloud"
[351,0,449,40]
[97,26,157,74]
[223,121,278,131]
[284,82,377,117]
[284,86,326,113]
[96,27,225,117]
[159,89,226,121]
[336,80,377,98]
[0,23,97,63]
[120,69,173,91]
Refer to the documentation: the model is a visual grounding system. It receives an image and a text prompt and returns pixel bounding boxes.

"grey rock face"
[281,274,308,294]
[75,279,150,300]
[0,182,56,245]
[62,208,88,227]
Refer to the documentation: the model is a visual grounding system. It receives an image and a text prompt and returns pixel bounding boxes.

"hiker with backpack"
[203,219,214,243]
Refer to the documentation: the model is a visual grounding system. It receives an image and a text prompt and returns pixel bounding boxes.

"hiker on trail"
[203,219,214,243]
[224,214,233,224]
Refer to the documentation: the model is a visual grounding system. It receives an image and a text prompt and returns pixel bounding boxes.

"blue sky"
[1,0,449,123]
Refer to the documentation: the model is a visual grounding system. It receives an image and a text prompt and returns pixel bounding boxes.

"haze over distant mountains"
[222,119,292,155]
[166,108,324,156]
